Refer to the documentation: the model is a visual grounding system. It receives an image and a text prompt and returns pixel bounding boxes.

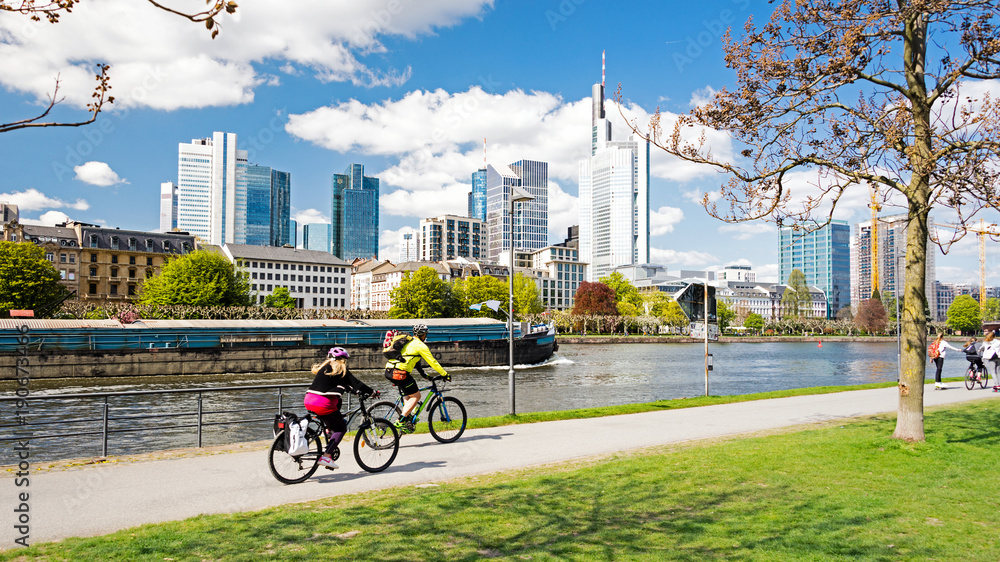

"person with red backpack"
[383,324,450,431]
[929,333,961,389]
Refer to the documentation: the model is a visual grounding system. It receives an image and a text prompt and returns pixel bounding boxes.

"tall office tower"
[399,230,419,262]
[420,215,486,261]
[176,132,248,245]
[468,168,487,221]
[331,164,379,261]
[578,54,650,281]
[289,219,298,247]
[777,220,851,318]
[302,223,333,252]
[485,160,548,261]
[244,166,292,247]
[159,182,177,232]
[850,213,937,316]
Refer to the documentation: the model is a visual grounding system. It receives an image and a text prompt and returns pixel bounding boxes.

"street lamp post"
[508,186,535,416]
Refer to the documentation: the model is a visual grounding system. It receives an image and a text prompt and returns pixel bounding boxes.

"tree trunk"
[893,10,930,441]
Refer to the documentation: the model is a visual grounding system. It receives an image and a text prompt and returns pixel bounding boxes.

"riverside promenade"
[3,384,998,547]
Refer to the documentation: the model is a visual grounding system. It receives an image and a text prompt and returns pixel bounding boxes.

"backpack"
[928,341,940,359]
[382,330,413,363]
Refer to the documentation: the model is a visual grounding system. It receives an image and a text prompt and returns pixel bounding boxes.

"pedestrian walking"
[929,333,961,389]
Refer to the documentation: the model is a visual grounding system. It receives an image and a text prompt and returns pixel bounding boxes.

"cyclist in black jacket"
[304,347,377,469]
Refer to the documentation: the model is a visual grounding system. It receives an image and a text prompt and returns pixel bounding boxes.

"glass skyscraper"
[245,165,291,247]
[778,220,851,318]
[331,164,379,261]
[468,168,487,221]
[176,132,248,245]
[485,160,548,262]
[302,223,332,253]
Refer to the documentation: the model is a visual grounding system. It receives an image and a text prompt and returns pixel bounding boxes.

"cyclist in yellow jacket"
[384,323,450,430]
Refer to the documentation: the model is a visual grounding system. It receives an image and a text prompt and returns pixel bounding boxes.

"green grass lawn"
[6,399,1000,561]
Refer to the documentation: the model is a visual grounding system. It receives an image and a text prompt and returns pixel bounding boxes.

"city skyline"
[0,1,994,285]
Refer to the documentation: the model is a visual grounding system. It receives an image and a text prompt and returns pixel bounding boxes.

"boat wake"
[459,353,574,371]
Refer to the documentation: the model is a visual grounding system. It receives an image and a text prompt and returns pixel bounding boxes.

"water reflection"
[3,341,938,461]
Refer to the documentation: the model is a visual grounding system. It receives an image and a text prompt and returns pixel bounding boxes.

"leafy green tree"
[599,271,643,314]
[781,269,812,318]
[572,282,618,316]
[453,275,508,320]
[264,287,296,308]
[744,313,765,334]
[717,298,736,333]
[982,297,1000,323]
[641,291,672,316]
[139,250,251,307]
[662,300,689,330]
[513,273,543,317]
[389,266,456,319]
[947,294,982,335]
[0,241,69,317]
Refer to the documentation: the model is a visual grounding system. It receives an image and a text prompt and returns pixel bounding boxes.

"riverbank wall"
[555,336,902,344]
[0,340,515,380]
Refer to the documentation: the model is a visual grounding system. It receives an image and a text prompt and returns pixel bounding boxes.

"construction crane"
[868,182,881,299]
[933,218,1000,311]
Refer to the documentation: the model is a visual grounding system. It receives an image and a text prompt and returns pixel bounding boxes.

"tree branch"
[0,64,113,133]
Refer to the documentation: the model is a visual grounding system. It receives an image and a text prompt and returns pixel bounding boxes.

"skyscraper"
[420,215,486,261]
[399,230,418,262]
[289,219,297,247]
[302,223,333,252]
[778,221,851,318]
[159,182,177,232]
[850,214,936,316]
[579,55,650,281]
[331,164,379,261]
[468,168,487,221]
[241,165,292,247]
[176,132,248,245]
[486,160,548,261]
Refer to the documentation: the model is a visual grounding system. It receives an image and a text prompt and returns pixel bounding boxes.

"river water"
[1,342,963,461]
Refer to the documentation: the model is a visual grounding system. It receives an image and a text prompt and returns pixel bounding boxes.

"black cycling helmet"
[412,323,428,336]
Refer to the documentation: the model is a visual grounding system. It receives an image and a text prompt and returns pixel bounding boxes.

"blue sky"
[0,0,989,284]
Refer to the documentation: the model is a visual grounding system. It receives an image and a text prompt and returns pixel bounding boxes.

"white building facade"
[399,230,419,262]
[222,244,351,309]
[851,213,936,316]
[159,182,177,232]
[579,78,650,282]
[176,132,248,245]
[420,215,486,262]
[531,245,587,311]
[485,160,549,261]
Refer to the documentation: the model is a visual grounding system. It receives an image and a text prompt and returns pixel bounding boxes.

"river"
[1,341,968,461]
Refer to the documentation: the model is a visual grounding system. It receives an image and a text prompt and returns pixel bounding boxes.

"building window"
[147,257,153,266]
[128,238,137,251]
[146,270,153,279]
[68,271,76,281]
[110,267,118,278]
[89,234,99,248]
[45,252,54,261]
[110,284,118,296]
[59,269,66,279]
[69,254,75,264]
[90,253,97,262]
[146,239,154,251]
[267,263,273,269]
[163,241,172,252]
[90,267,97,276]
[128,268,136,278]
[89,283,97,294]
[110,236,119,249]
[111,255,118,264]
[60,253,67,263]
[129,256,136,265]
[128,285,136,296]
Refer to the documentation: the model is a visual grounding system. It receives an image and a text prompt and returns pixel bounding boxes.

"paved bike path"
[4,384,998,547]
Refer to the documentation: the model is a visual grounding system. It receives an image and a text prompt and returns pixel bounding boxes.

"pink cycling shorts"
[304,393,340,415]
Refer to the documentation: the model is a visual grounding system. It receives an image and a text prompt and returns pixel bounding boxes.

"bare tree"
[620,0,1000,441]
[1,0,238,133]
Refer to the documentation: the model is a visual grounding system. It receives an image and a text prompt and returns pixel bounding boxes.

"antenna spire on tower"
[483,137,487,168]
[602,50,606,88]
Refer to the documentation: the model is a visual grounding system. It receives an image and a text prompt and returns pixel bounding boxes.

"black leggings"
[934,357,944,383]
[315,411,346,455]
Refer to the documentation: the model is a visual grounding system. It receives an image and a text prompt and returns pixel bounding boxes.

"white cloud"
[547,181,578,239]
[689,86,717,108]
[0,188,89,211]
[20,211,71,227]
[649,247,718,268]
[292,208,329,224]
[73,161,126,186]
[0,0,494,110]
[287,87,733,226]
[718,222,776,240]
[379,226,418,262]
[755,263,780,283]
[650,206,684,236]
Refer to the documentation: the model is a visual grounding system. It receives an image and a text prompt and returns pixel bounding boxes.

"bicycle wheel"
[268,430,322,484]
[354,417,399,473]
[980,368,990,389]
[428,396,467,443]
[368,400,402,423]
[965,368,976,390]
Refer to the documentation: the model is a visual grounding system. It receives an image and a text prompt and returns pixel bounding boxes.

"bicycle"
[268,392,399,484]
[369,376,467,443]
[964,359,990,390]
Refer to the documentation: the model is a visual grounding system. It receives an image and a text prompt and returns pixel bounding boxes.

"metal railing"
[0,383,351,458]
